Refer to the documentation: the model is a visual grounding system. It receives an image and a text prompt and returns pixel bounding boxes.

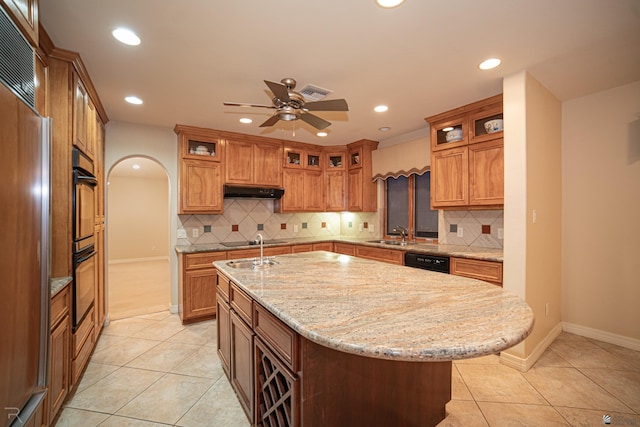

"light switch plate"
[293,225,299,233]
[177,229,187,238]
[456,227,463,237]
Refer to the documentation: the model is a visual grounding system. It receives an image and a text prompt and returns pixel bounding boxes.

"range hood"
[223,184,285,199]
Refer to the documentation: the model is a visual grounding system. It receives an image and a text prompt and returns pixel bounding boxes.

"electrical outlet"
[359,223,363,232]
[498,228,504,239]
[293,225,299,233]
[369,224,375,233]
[192,229,199,238]
[456,226,463,238]
[327,223,331,231]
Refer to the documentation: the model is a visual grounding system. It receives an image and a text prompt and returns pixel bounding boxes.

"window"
[385,172,438,239]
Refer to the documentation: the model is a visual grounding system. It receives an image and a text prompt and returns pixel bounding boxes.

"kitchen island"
[214,251,533,427]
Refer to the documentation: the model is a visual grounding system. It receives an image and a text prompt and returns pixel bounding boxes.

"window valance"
[371,137,430,181]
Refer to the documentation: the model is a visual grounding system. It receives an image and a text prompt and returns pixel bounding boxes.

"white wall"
[561,80,640,344]
[502,71,563,368]
[105,121,179,310]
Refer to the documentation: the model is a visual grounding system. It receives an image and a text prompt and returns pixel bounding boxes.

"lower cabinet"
[49,285,71,424]
[230,311,254,420]
[356,245,404,265]
[451,257,503,286]
[178,252,227,323]
[216,298,232,379]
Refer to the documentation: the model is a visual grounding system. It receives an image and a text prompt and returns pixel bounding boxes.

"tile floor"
[54,312,640,427]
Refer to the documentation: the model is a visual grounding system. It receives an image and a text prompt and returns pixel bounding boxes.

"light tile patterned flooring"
[54,312,640,427]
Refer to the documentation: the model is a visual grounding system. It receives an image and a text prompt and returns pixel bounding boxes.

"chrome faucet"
[393,226,408,243]
[254,233,264,266]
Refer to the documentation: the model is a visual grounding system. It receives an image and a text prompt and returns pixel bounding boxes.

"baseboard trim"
[562,322,640,351]
[108,256,170,265]
[170,304,179,314]
[500,322,563,372]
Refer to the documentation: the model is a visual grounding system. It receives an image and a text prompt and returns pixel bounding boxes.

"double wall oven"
[72,149,97,331]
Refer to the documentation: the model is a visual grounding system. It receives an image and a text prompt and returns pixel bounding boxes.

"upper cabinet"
[346,139,378,212]
[1,0,38,46]
[224,134,282,187]
[323,148,347,212]
[276,143,325,212]
[425,94,503,209]
[175,125,224,214]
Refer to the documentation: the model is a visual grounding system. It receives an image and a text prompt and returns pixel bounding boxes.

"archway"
[106,156,171,319]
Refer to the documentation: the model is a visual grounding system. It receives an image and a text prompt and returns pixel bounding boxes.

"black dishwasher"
[404,252,450,274]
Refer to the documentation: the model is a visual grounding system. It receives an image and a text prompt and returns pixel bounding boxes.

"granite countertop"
[51,276,72,297]
[176,236,503,262]
[214,251,532,362]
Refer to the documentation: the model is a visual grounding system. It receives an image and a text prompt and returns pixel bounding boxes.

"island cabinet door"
[254,336,299,427]
[216,296,231,379]
[231,310,254,422]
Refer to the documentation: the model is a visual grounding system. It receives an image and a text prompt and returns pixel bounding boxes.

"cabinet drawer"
[451,257,503,286]
[73,307,94,357]
[228,245,292,260]
[51,285,70,328]
[356,246,404,265]
[230,283,253,326]
[72,324,95,385]
[217,272,230,303]
[291,244,313,253]
[185,252,227,270]
[254,303,298,372]
[333,242,355,256]
[313,242,334,252]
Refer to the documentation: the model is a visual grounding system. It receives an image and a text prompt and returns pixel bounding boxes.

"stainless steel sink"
[367,239,416,246]
[226,258,279,269]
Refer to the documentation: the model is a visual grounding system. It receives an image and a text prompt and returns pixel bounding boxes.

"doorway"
[107,157,170,320]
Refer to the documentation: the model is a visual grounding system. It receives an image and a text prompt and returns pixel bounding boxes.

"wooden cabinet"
[72,307,94,385]
[425,94,503,209]
[1,0,38,46]
[231,310,254,421]
[72,72,90,158]
[175,125,224,214]
[451,257,503,286]
[324,148,347,211]
[224,135,282,187]
[333,242,356,256]
[227,246,292,260]
[49,285,71,423]
[346,139,378,212]
[178,252,227,323]
[94,223,105,338]
[355,245,404,265]
[277,144,324,213]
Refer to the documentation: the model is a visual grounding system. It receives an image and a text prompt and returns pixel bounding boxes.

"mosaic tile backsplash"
[438,209,504,249]
[177,199,381,245]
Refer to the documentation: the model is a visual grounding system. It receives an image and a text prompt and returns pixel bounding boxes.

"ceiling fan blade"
[304,99,349,112]
[300,112,331,130]
[264,80,291,102]
[259,115,281,128]
[223,102,275,109]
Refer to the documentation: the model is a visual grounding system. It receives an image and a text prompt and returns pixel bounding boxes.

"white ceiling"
[40,0,640,147]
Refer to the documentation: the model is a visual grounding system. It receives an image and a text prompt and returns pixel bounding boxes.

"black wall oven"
[72,149,97,330]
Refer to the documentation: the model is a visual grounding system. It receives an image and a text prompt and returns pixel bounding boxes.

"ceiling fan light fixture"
[376,0,405,8]
[479,57,502,70]
[112,28,141,46]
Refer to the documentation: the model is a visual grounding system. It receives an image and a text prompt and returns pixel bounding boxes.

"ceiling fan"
[223,78,349,130]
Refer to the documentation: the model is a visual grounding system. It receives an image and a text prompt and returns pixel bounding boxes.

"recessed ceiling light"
[442,127,454,132]
[374,105,389,113]
[132,164,140,170]
[112,28,141,46]
[239,118,252,124]
[479,58,502,70]
[316,132,328,137]
[125,96,143,105]
[376,0,405,8]
[378,127,391,132]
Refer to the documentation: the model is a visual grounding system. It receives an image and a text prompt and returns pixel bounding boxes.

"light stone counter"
[214,251,532,362]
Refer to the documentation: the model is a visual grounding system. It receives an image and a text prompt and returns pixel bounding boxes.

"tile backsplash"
[177,199,381,245]
[438,209,504,248]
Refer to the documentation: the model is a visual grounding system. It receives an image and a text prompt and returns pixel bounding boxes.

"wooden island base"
[299,338,452,427]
